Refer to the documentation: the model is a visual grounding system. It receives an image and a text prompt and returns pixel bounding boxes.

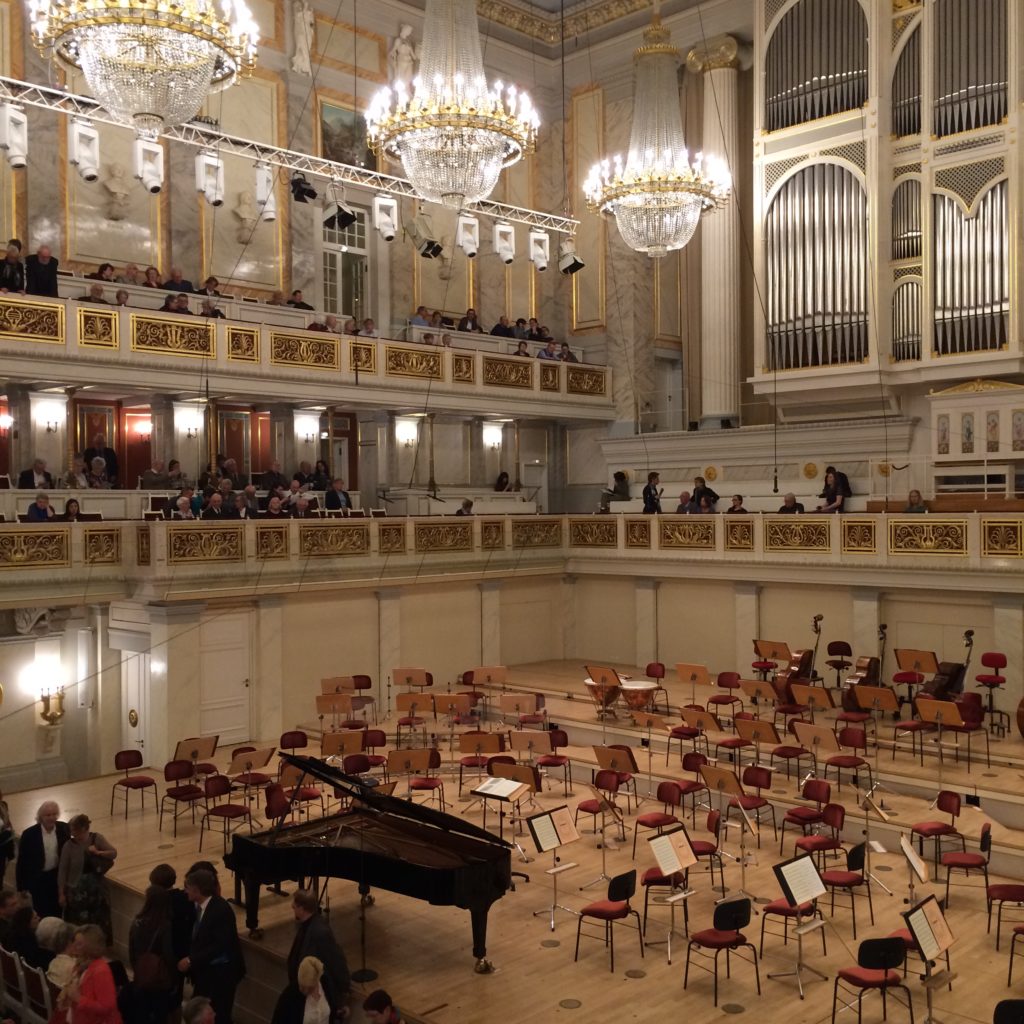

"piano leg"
[242,873,264,939]
[471,903,495,973]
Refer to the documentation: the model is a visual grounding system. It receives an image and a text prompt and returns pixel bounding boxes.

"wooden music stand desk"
[439,693,474,717]
[458,732,503,756]
[734,717,782,767]
[915,697,964,780]
[594,744,639,774]
[321,731,364,759]
[509,729,551,762]
[470,665,508,687]
[895,649,940,676]
[226,747,275,777]
[393,667,431,689]
[321,676,355,694]
[316,693,355,731]
[680,708,723,736]
[676,663,711,705]
[854,684,900,716]
[791,683,834,723]
[174,735,218,765]
[754,640,792,664]
[499,693,537,720]
[792,722,841,775]
[741,678,778,705]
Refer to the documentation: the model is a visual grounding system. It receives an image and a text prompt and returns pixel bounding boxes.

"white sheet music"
[900,835,930,884]
[648,830,697,876]
[530,813,559,853]
[550,806,580,845]
[780,855,826,905]
[907,907,940,961]
[473,777,525,799]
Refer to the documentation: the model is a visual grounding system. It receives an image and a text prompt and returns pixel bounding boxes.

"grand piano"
[224,754,513,971]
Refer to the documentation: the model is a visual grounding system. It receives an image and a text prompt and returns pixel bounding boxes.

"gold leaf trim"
[539,364,561,392]
[511,519,562,548]
[483,356,533,389]
[385,346,442,379]
[227,326,259,363]
[378,523,406,554]
[842,519,877,554]
[625,519,650,548]
[255,523,289,559]
[566,366,607,396]
[270,332,340,371]
[0,528,70,568]
[77,307,118,349]
[414,522,473,552]
[167,526,244,562]
[887,518,967,555]
[298,523,370,556]
[569,518,617,546]
[982,520,1023,558]
[0,298,64,345]
[131,314,215,358]
[350,341,377,373]
[481,519,505,549]
[724,519,754,551]
[660,519,715,549]
[136,524,151,566]
[764,517,832,551]
[84,527,120,564]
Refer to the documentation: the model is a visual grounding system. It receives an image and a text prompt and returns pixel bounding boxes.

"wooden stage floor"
[5,659,1024,1024]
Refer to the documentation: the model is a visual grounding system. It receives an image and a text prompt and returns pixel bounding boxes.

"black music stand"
[578,784,625,890]
[860,792,894,896]
[527,806,581,931]
[769,854,829,998]
[916,697,964,798]
[903,894,956,1024]
[701,763,759,905]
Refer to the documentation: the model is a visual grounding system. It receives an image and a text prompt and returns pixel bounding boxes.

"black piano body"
[224,754,512,966]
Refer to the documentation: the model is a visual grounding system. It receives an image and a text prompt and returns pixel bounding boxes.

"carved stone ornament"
[540,365,560,392]
[11,607,69,636]
[982,520,1023,558]
[476,0,650,44]
[511,519,562,548]
[0,529,70,569]
[625,519,650,548]
[167,526,244,563]
[888,519,967,555]
[724,519,753,551]
[136,525,151,566]
[132,315,215,358]
[256,523,289,559]
[660,519,715,549]
[929,377,1024,396]
[84,528,121,565]
[566,367,607,396]
[298,524,370,556]
[686,34,740,73]
[350,341,377,373]
[764,518,831,551]
[0,298,64,344]
[483,356,532,389]
[453,354,475,383]
[386,346,442,380]
[842,520,876,554]
[78,307,118,349]
[414,523,473,553]
[569,518,617,547]
[379,523,406,554]
[228,327,259,362]
[481,519,505,549]
[270,332,340,371]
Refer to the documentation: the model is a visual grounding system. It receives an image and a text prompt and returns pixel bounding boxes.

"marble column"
[687,35,742,429]
[733,582,760,674]
[635,579,659,664]
[547,422,568,515]
[479,581,502,665]
[468,418,486,489]
[6,384,32,477]
[149,395,175,468]
[356,412,381,505]
[268,403,296,475]
[382,412,399,492]
[560,575,578,660]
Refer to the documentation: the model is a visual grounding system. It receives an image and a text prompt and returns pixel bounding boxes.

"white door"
[120,652,151,757]
[522,461,548,514]
[198,609,252,745]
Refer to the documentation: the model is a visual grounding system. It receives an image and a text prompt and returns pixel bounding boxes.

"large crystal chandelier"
[366,0,539,208]
[583,14,730,257]
[27,0,259,135]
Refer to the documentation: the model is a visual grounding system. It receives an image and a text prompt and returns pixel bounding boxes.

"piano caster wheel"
[474,958,496,974]
[360,894,375,908]
[248,928,264,940]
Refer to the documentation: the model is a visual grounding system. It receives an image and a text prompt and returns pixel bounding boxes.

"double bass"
[774,648,814,705]
[841,657,883,711]
[920,629,974,700]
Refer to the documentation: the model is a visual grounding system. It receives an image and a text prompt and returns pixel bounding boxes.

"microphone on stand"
[813,614,824,623]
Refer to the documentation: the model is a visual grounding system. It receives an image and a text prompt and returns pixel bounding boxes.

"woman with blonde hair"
[58,924,122,1024]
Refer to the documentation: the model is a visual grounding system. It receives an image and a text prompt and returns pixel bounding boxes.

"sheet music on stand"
[901,835,930,884]
[472,776,530,802]
[904,895,954,963]
[773,854,827,908]
[648,827,697,878]
[526,805,580,854]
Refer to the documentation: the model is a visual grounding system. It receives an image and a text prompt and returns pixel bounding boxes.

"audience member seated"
[201,493,228,519]
[167,459,186,488]
[905,489,927,513]
[363,988,405,1024]
[199,277,221,297]
[84,433,118,486]
[264,496,288,518]
[87,457,111,489]
[64,456,89,489]
[343,318,358,335]
[536,339,559,360]
[513,340,530,357]
[292,461,315,488]
[221,458,246,490]
[514,317,529,339]
[675,490,698,514]
[815,468,848,514]
[83,283,108,303]
[559,342,578,362]
[289,289,314,310]
[216,479,235,505]
[159,293,176,312]
[141,460,172,489]
[292,497,318,518]
[115,263,140,285]
[491,316,514,337]
[360,317,379,337]
[173,495,196,519]
[25,244,59,297]
[18,458,54,489]
[306,318,329,332]
[283,479,305,507]
[778,493,804,514]
[163,267,194,292]
[141,266,162,288]
[60,498,82,522]
[430,310,450,329]
[494,471,511,492]
[599,470,630,511]
[239,484,258,513]
[37,919,76,987]
[410,305,430,327]
[0,238,24,293]
[9,904,51,970]
[200,298,224,319]
[536,325,554,342]
[725,494,747,514]
[262,461,289,492]
[267,289,287,306]
[420,332,437,345]
[325,478,352,511]
[324,314,340,333]
[86,262,115,282]
[458,308,483,333]
[456,498,474,516]
[26,491,55,522]
[114,289,130,307]
[308,460,330,491]
[698,494,716,513]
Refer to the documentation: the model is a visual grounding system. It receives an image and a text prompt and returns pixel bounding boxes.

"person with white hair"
[15,801,69,918]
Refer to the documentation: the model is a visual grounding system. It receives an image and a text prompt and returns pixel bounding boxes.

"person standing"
[57,814,117,943]
[16,801,70,918]
[58,925,122,1024]
[25,244,59,297]
[83,433,119,488]
[126,885,179,1024]
[0,790,13,884]
[642,472,662,514]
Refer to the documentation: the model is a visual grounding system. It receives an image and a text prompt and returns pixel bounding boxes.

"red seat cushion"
[671,726,699,738]
[785,806,822,823]
[581,900,629,921]
[763,898,813,917]
[637,812,678,829]
[941,852,984,868]
[752,661,775,670]
[888,928,913,949]
[729,795,766,811]
[208,804,249,819]
[365,755,386,767]
[166,785,203,800]
[797,835,841,853]
[776,704,808,716]
[691,928,745,949]
[988,884,1024,902]
[460,756,488,768]
[717,738,750,749]
[290,786,322,801]
[411,777,443,790]
[708,695,740,705]
[976,675,1006,686]
[119,776,155,789]
[1014,925,1024,936]
[836,711,871,723]
[691,841,717,856]
[678,781,706,796]
[912,822,955,838]
[828,755,866,768]
[537,755,568,767]
[519,714,545,725]
[895,721,936,733]
[838,967,901,989]
[398,716,423,726]
[234,772,270,786]
[641,866,682,887]
[893,672,924,685]
[821,870,863,887]
[577,799,601,815]
[774,745,806,759]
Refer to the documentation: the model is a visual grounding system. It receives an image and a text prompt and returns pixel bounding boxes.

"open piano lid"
[280,753,511,848]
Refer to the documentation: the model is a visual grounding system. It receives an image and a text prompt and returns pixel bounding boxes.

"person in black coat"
[83,433,119,487]
[180,869,245,1024]
[15,802,70,918]
[324,479,352,511]
[24,245,59,297]
[17,460,55,489]
[0,239,24,293]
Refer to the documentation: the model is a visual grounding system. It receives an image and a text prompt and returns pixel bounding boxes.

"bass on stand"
[809,614,824,683]
[877,623,888,683]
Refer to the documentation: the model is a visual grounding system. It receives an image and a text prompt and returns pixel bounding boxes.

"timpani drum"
[620,683,657,712]
[585,678,620,719]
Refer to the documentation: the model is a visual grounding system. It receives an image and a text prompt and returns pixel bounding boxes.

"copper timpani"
[619,683,657,712]
[584,677,621,718]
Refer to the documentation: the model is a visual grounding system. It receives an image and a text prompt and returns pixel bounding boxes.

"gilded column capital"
[686,34,741,73]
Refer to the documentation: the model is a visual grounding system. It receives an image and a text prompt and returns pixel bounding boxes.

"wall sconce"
[45,421,59,434]
[295,415,319,444]
[0,413,11,438]
[33,400,64,433]
[39,684,66,726]
[304,432,316,444]
[482,424,503,451]
[177,407,203,439]
[134,419,152,442]
[185,427,198,439]
[395,418,419,448]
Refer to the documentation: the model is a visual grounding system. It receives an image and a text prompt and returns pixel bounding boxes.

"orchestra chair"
[773,693,810,731]
[684,897,760,1007]
[946,693,991,771]
[22,962,53,1023]
[536,729,572,796]
[911,790,964,866]
[280,762,327,817]
[825,641,853,689]
[1008,927,1024,985]
[350,674,377,722]
[692,810,725,892]
[831,937,913,1024]
[394,668,433,693]
[943,821,991,907]
[666,706,707,766]
[770,720,814,782]
[821,842,873,940]
[759,898,825,957]
[824,728,872,793]
[517,693,548,730]
[641,866,689,938]
[995,1002,1024,1024]
[458,731,504,794]
[644,661,671,715]
[409,748,446,811]
[888,928,952,991]
[987,883,1024,950]
[725,765,777,847]
[279,730,309,761]
[574,769,621,834]
[361,729,390,781]
[632,780,682,857]
[796,803,846,869]
[607,743,639,811]
[229,745,275,805]
[892,670,925,709]
[199,774,254,852]
[342,752,371,776]
[976,652,1009,737]
[395,692,430,748]
[109,749,157,819]
[677,752,710,824]
[708,671,744,723]
[159,760,205,837]
[752,649,779,681]
[779,778,831,855]
[264,783,293,827]
[714,711,755,765]
[835,700,874,739]
[892,714,935,767]
[455,670,484,726]
[574,869,644,973]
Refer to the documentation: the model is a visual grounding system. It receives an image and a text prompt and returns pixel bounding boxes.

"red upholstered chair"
[537,729,572,796]
[264,782,292,825]
[759,898,825,957]
[280,762,326,817]
[607,743,639,811]
[361,729,389,781]
[632,780,681,857]
[229,745,274,803]
[280,730,308,754]
[988,884,1024,950]
[110,749,156,819]
[835,699,874,737]
[825,641,853,688]
[410,748,446,811]
[644,661,671,714]
[976,652,1009,736]
[342,753,371,775]
[796,802,846,869]
[771,719,814,781]
[692,810,725,891]
[892,670,925,709]
[641,865,689,937]
[159,759,204,837]
[752,645,778,681]
[893,713,936,767]
[677,752,709,824]
[714,711,755,765]
[685,897,760,1006]
[779,777,831,855]
[574,769,620,833]
[947,692,991,771]
[350,673,377,722]
[574,869,643,972]
[199,774,253,851]
[774,692,810,731]
[942,821,991,907]
[708,671,743,722]
[831,937,913,1024]
[517,693,548,729]
[821,842,873,940]
[911,790,964,866]
[458,731,500,794]
[395,692,429,747]
[726,765,777,846]
[824,727,872,792]
[888,928,952,988]
[667,705,709,765]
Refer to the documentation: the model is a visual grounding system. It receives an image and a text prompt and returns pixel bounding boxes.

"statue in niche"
[8,606,69,637]
[103,163,131,221]
[437,236,454,281]
[388,24,420,86]
[233,191,260,243]
[291,0,315,76]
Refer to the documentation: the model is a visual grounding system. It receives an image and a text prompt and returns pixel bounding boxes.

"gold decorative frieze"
[725,519,754,551]
[512,519,562,548]
[270,332,340,371]
[452,354,475,383]
[167,526,244,563]
[888,518,967,555]
[569,518,617,547]
[227,326,259,363]
[0,298,64,345]
[764,518,831,552]
[566,367,607,396]
[77,307,118,349]
[660,519,715,549]
[540,364,560,392]
[414,522,473,553]
[131,315,215,358]
[255,523,289,559]
[481,519,505,550]
[298,523,370,556]
[982,520,1023,557]
[625,519,650,549]
[136,525,151,566]
[0,529,70,569]
[350,341,377,373]
[385,346,443,380]
[842,519,877,554]
[483,356,532,389]
[84,527,120,564]
[477,0,649,44]
[378,523,406,554]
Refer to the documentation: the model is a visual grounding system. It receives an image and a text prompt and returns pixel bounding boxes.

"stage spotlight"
[408,212,443,259]
[194,151,225,206]
[133,137,164,194]
[0,103,28,168]
[373,195,398,240]
[558,236,585,275]
[456,214,480,258]
[68,119,100,182]
[493,222,515,265]
[323,181,357,231]
[528,230,550,272]
[289,172,317,203]
[254,162,277,221]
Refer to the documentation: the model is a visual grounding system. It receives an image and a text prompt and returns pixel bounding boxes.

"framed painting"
[317,97,375,171]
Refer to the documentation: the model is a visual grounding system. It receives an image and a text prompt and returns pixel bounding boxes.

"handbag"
[133,926,173,992]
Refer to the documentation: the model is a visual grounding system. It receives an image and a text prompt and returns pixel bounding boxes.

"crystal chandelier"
[366,0,539,209]
[27,0,259,136]
[583,14,730,257]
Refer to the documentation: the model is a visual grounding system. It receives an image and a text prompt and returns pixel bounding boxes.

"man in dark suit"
[200,493,228,519]
[17,459,54,489]
[83,433,119,487]
[285,890,350,1015]
[777,493,805,514]
[180,868,245,1023]
[324,478,352,511]
[261,460,289,492]
[24,245,59,297]
[15,801,70,918]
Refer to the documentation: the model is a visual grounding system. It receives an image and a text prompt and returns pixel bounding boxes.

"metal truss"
[0,74,579,234]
